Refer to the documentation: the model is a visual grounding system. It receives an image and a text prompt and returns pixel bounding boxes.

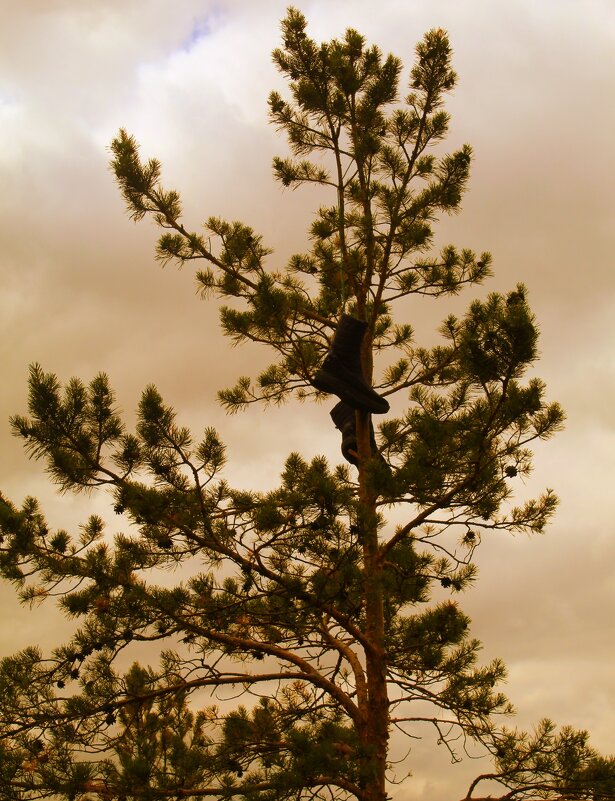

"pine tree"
[0,8,610,801]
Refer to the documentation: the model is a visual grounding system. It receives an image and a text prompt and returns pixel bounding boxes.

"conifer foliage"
[1,8,611,801]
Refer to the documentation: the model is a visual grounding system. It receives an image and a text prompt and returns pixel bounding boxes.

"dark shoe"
[330,401,385,467]
[314,354,390,414]
[313,315,389,414]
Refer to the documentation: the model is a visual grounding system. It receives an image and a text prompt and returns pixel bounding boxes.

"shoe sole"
[313,367,390,414]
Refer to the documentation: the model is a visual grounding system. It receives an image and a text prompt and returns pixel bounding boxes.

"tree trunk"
[357,409,389,801]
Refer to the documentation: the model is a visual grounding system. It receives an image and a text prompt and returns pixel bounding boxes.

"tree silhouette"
[1,8,611,801]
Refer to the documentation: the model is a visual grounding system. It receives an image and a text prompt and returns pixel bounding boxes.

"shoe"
[313,315,389,414]
[330,401,385,467]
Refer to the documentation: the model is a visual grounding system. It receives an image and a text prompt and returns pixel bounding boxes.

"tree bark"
[357,409,389,801]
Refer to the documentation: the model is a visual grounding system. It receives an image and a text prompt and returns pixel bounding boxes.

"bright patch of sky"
[179,6,228,53]
[0,97,26,164]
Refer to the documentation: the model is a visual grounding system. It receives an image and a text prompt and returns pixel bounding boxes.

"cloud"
[0,2,614,798]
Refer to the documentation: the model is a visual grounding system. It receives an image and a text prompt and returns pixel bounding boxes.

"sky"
[0,0,614,798]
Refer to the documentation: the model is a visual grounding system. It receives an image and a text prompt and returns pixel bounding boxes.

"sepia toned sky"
[1,1,614,797]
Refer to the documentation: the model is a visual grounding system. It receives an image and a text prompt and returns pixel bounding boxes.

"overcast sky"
[1,1,614,798]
